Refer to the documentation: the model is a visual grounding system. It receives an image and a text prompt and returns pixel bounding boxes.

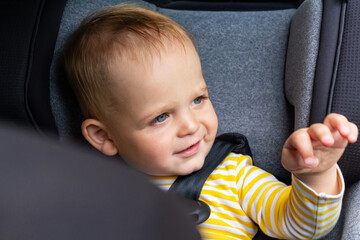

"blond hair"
[64,4,193,119]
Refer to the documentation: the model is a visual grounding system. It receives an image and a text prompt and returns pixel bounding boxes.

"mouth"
[175,140,201,157]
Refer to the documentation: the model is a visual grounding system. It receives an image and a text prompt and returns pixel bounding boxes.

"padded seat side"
[0,0,67,136]
[330,0,360,186]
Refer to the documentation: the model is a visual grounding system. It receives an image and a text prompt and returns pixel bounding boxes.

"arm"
[240,113,357,239]
[239,162,344,239]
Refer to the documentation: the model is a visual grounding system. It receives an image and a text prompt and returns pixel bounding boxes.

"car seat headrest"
[285,0,322,130]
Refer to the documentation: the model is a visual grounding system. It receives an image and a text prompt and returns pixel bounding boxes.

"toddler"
[64,4,358,239]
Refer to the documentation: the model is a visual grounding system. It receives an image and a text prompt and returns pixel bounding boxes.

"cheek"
[135,132,174,161]
[135,139,175,175]
[205,105,218,134]
[212,110,218,129]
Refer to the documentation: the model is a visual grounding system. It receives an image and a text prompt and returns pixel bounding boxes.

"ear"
[81,119,118,156]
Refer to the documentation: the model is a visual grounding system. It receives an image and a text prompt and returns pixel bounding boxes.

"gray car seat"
[0,0,359,238]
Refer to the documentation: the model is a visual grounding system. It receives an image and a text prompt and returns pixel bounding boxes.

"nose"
[177,110,200,137]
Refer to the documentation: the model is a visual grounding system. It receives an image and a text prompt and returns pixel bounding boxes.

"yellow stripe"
[200,219,251,238]
[318,214,340,233]
[207,173,235,182]
[245,181,268,216]
[216,164,237,171]
[201,198,247,217]
[255,183,290,237]
[291,192,315,224]
[317,199,340,207]
[225,154,251,165]
[256,184,269,235]
[235,163,247,184]
[210,210,256,229]
[200,230,251,240]
[317,206,341,226]
[291,185,317,216]
[201,189,238,203]
[242,171,273,197]
[314,209,341,237]
[317,202,341,216]
[225,156,242,161]
[262,186,283,239]
[289,194,317,236]
[292,175,319,200]
[202,197,256,229]
[275,187,291,236]
[245,181,284,217]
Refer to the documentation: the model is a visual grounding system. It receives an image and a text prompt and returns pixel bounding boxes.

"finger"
[324,113,351,137]
[308,123,334,147]
[286,130,318,168]
[348,122,359,143]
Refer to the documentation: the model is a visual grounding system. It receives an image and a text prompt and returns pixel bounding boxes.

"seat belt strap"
[168,133,252,224]
[169,138,236,200]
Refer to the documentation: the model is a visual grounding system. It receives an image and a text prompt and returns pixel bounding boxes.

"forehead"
[106,39,204,114]
[110,33,193,69]
[108,38,200,87]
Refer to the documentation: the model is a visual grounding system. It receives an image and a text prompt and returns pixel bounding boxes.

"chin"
[177,158,205,176]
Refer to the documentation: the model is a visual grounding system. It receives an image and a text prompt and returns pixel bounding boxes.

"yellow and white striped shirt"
[152,153,344,240]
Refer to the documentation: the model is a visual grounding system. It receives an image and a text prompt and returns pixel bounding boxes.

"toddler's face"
[105,41,218,176]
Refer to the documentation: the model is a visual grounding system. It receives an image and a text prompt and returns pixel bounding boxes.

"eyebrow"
[201,85,209,92]
[138,84,209,125]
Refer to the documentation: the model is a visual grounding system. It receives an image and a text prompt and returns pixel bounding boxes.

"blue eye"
[152,113,168,124]
[192,97,203,105]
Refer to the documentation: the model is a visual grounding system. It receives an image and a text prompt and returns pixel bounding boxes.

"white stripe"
[268,186,288,237]
[210,168,235,176]
[316,204,341,221]
[215,159,238,168]
[205,198,254,225]
[201,193,241,210]
[317,200,341,213]
[242,175,282,216]
[314,211,340,237]
[289,196,317,231]
[292,176,319,203]
[292,185,318,218]
[284,205,303,239]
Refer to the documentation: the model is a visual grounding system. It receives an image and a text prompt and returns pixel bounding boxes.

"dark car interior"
[0,0,359,239]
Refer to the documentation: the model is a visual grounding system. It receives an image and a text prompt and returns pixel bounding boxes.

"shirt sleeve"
[237,158,344,239]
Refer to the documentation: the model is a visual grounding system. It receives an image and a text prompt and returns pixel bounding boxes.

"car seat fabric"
[329,0,360,186]
[341,181,360,239]
[285,0,322,130]
[0,0,66,136]
[286,0,360,186]
[146,0,300,11]
[309,0,345,126]
[284,1,360,238]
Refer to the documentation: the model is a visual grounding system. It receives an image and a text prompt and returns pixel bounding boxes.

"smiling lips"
[175,141,201,157]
